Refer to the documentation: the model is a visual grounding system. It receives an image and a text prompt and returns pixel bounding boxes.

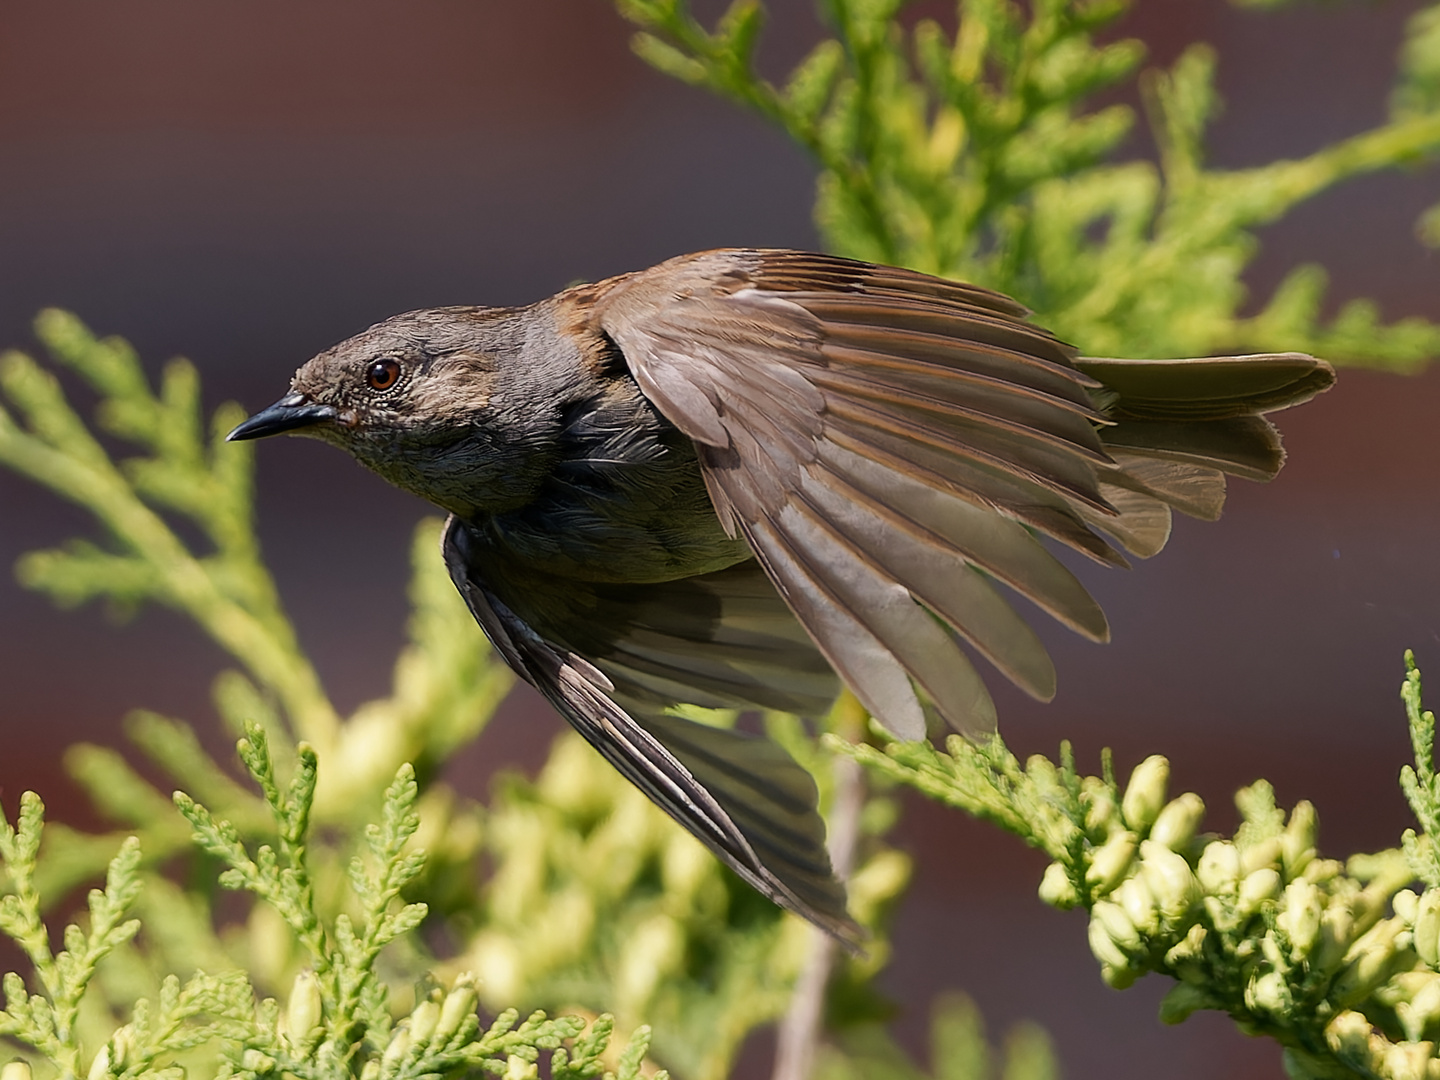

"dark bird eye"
[366,358,402,392]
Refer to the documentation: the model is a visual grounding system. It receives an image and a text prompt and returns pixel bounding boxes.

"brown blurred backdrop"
[2,2,1439,1077]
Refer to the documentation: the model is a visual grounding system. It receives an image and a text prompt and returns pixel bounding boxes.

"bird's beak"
[227,393,338,441]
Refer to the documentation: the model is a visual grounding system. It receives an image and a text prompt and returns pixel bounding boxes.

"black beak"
[227,393,338,441]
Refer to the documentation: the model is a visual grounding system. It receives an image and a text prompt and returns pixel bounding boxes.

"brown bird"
[229,249,1334,944]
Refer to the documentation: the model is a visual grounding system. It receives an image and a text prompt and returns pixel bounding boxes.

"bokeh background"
[2,2,1439,1077]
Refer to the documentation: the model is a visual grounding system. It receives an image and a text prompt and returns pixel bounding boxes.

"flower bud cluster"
[1028,743,1440,1074]
[1068,757,1213,989]
[377,974,480,1078]
[283,969,323,1050]
[1087,838,1202,989]
[1387,970,1440,1045]
[1167,798,1409,1032]
[1181,789,1440,1076]
[86,1026,139,1080]
[1402,888,1440,970]
[1279,1008,1440,1080]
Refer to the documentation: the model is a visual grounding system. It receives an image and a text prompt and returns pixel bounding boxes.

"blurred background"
[2,1,1438,1076]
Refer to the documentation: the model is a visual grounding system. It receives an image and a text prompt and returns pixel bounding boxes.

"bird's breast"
[462,375,753,584]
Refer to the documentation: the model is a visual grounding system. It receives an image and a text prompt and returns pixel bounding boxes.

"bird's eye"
[366,358,403,393]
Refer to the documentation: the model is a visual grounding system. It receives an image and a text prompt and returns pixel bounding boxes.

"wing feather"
[593,251,1118,736]
[441,518,858,945]
[588,248,1331,740]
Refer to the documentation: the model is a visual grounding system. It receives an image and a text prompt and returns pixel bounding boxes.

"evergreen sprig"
[0,312,514,817]
[0,311,339,745]
[455,730,907,1080]
[831,655,1440,1079]
[1401,652,1440,892]
[0,745,667,1080]
[619,0,1440,368]
[0,798,142,1077]
[0,312,511,907]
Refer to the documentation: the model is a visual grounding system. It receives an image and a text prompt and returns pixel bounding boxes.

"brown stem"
[771,695,867,1080]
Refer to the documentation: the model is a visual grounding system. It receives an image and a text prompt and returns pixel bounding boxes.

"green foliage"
[454,732,804,1078]
[1,740,664,1080]
[829,655,1440,1079]
[451,709,910,1080]
[0,309,336,742]
[619,0,1440,368]
[0,800,143,1078]
[814,994,1058,1080]
[1401,654,1440,892]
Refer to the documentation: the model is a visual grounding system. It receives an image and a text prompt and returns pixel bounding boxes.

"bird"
[228,248,1335,945]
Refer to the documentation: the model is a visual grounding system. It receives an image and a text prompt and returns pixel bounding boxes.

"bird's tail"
[1073,353,1335,560]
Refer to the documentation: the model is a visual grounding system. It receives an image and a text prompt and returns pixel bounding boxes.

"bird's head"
[228,307,555,514]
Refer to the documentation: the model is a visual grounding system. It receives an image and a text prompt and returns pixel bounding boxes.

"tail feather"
[1070,352,1333,559]
[1077,353,1335,419]
[1099,453,1227,522]
[1102,415,1285,482]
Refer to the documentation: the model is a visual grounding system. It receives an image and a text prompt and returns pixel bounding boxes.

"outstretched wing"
[590,250,1113,740]
[441,515,858,946]
[589,248,1332,740]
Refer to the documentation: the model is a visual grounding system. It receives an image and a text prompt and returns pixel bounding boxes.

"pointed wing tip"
[1080,609,1111,645]
[782,895,866,954]
[853,689,928,742]
[765,868,868,952]
[949,721,998,742]
[831,920,869,958]
[1030,678,1058,705]
[771,888,867,952]
[782,908,867,956]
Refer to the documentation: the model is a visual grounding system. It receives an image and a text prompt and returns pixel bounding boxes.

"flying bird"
[229,248,1335,944]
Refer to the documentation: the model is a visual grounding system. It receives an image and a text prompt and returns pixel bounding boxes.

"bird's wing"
[441,516,858,945]
[562,560,841,719]
[589,248,1123,740]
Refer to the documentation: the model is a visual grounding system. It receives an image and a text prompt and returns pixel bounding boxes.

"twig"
[771,695,867,1080]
